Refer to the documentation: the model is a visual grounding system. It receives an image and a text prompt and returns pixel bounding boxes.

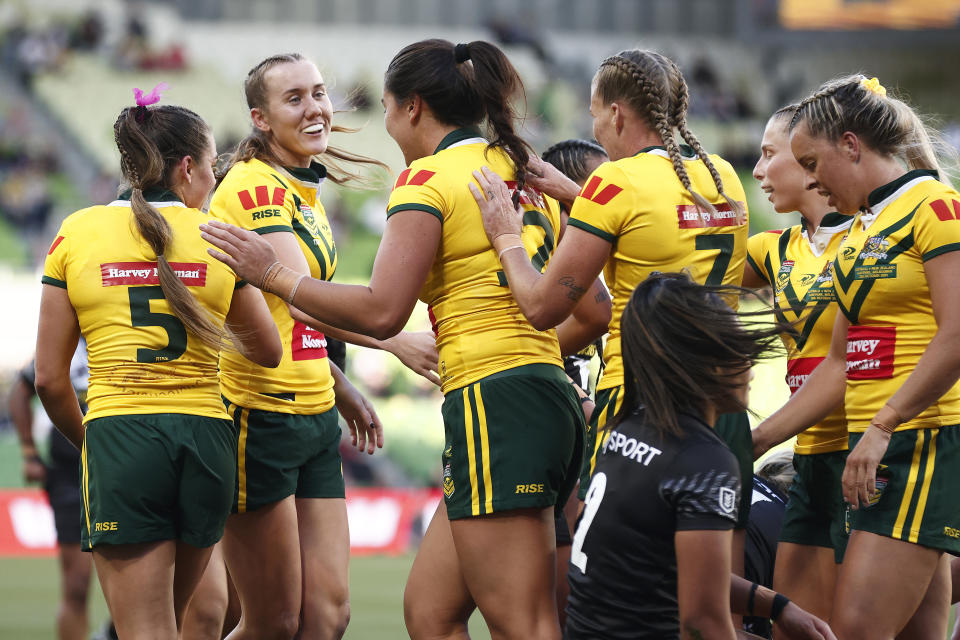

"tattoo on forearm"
[683,625,705,640]
[558,276,586,301]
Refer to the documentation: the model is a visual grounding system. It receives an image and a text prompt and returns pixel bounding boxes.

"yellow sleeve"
[566,162,630,242]
[746,231,779,285]
[215,177,295,235]
[41,219,71,289]
[386,166,446,222]
[916,194,960,261]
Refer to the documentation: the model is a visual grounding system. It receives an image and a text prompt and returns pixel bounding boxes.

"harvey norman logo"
[846,325,895,379]
[100,262,207,287]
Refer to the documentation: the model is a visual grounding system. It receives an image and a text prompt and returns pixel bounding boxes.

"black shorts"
[44,455,82,545]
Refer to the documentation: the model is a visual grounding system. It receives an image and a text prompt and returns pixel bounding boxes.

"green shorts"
[577,386,623,500]
[224,400,344,513]
[847,425,960,553]
[779,450,849,562]
[80,414,235,550]
[441,364,584,520]
[714,411,752,529]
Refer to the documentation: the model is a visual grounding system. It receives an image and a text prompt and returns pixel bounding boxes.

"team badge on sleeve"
[718,487,737,514]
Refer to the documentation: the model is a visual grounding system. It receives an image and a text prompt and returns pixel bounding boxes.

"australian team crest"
[860,235,890,261]
[775,260,795,294]
[299,203,317,227]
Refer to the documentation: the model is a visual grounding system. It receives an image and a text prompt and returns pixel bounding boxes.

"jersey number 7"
[695,234,735,285]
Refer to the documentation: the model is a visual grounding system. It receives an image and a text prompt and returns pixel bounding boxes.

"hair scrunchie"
[454,43,470,64]
[132,81,169,123]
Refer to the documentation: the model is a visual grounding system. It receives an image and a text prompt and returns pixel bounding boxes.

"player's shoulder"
[392,155,451,192]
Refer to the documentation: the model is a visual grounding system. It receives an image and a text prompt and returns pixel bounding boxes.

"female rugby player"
[35,95,280,639]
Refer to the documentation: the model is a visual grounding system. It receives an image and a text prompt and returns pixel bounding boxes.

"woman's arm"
[844,250,960,508]
[34,285,84,450]
[202,210,441,340]
[730,575,836,640]
[329,361,383,455]
[675,529,737,640]
[555,278,611,356]
[470,168,611,330]
[752,312,849,459]
[226,284,282,368]
[741,259,768,290]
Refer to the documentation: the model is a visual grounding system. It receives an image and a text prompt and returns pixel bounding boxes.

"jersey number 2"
[129,286,187,363]
[695,233,735,285]
[570,471,607,574]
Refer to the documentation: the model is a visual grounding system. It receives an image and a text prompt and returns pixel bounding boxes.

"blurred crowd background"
[0,0,958,490]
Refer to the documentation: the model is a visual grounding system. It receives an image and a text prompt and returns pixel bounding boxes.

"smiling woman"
[180,52,440,640]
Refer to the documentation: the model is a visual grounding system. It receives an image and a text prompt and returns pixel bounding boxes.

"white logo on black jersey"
[719,487,736,514]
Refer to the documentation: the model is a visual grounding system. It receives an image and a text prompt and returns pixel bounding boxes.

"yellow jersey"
[42,190,242,422]
[747,213,852,454]
[833,170,960,432]
[386,128,563,394]
[568,145,748,391]
[211,158,337,414]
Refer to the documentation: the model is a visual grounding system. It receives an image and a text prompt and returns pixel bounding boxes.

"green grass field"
[0,553,493,639]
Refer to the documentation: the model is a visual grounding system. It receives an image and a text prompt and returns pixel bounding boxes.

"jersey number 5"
[695,234,735,285]
[129,286,187,363]
[570,471,607,574]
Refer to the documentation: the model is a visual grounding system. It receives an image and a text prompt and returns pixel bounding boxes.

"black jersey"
[565,410,741,640]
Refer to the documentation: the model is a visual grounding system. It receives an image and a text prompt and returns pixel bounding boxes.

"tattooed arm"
[472,168,612,330]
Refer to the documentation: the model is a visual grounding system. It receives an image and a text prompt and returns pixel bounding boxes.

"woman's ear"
[840,131,861,163]
[407,94,423,125]
[175,155,195,184]
[251,107,270,133]
[611,101,624,135]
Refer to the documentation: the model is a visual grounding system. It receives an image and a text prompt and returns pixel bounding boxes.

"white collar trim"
[107,200,186,208]
[860,175,935,230]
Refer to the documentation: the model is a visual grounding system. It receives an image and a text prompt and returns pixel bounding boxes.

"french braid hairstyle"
[595,50,745,221]
[228,53,387,185]
[541,139,608,185]
[114,105,237,351]
[790,74,955,183]
[384,39,535,195]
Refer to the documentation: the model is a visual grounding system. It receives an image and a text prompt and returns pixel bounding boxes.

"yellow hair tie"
[861,77,887,97]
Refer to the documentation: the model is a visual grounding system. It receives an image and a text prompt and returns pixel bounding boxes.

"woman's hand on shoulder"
[525,156,582,205]
[200,220,280,287]
[469,166,523,248]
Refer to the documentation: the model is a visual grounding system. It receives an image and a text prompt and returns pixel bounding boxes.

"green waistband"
[481,363,567,384]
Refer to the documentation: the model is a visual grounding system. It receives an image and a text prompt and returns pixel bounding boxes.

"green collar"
[800,212,849,233]
[867,169,938,208]
[635,144,697,159]
[283,161,327,184]
[117,187,182,203]
[434,127,484,154]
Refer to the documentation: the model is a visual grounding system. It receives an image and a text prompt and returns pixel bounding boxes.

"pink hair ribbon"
[133,82,169,106]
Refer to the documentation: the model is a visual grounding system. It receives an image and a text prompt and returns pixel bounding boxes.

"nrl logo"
[442,463,455,497]
[775,260,795,294]
[719,487,736,514]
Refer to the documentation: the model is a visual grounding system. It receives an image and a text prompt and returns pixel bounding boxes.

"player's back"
[43,194,238,421]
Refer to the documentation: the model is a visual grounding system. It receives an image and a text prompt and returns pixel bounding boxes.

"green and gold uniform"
[211,159,342,512]
[42,190,239,549]
[387,128,584,519]
[568,146,750,521]
[747,213,852,559]
[833,170,960,552]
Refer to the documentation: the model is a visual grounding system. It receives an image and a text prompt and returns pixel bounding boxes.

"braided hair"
[594,50,745,220]
[790,74,951,180]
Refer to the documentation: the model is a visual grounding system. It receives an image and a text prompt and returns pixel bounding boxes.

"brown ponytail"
[384,39,535,192]
[226,53,387,185]
[114,105,234,352]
